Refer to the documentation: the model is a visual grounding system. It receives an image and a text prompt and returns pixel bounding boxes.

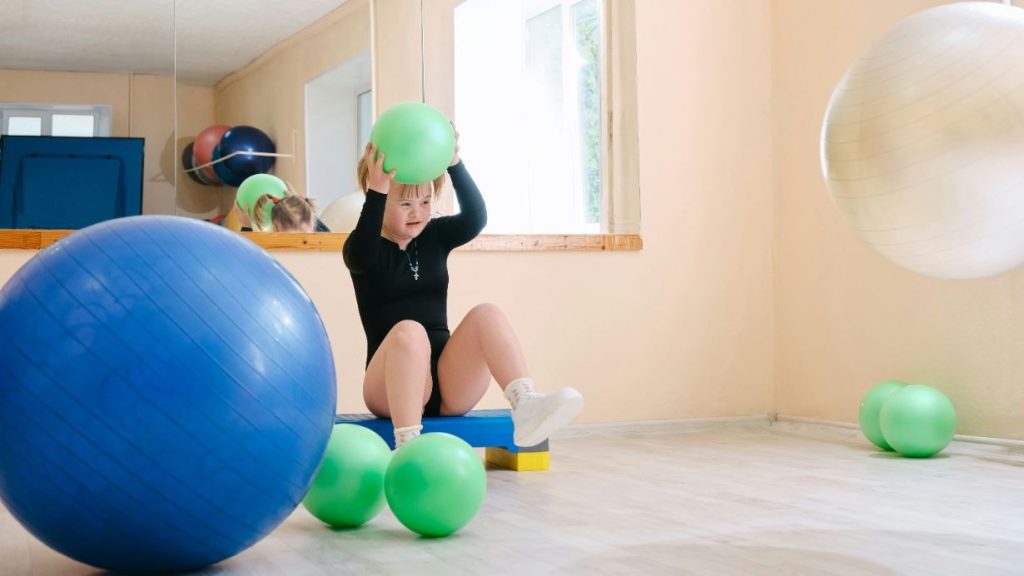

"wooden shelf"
[0,229,642,252]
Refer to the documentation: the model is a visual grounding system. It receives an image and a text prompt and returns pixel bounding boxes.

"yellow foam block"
[485,447,549,471]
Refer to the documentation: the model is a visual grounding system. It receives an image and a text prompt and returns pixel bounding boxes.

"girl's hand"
[364,143,396,194]
[233,202,252,228]
[449,121,461,167]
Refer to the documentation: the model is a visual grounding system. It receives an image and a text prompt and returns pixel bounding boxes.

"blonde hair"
[357,155,446,202]
[252,191,318,233]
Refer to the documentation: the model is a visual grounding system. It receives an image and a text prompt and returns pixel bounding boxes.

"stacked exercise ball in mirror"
[182,124,277,187]
[0,216,337,573]
[303,427,486,538]
[859,381,957,458]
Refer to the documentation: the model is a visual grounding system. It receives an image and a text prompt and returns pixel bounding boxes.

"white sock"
[394,424,422,450]
[503,377,536,408]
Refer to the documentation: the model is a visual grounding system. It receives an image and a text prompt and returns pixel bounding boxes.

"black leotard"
[343,162,486,416]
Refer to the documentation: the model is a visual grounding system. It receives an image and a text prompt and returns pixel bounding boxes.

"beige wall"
[174,84,221,218]
[304,0,778,420]
[6,1,1024,437]
[773,0,1024,440]
[1,0,776,423]
[129,74,176,216]
[0,69,174,217]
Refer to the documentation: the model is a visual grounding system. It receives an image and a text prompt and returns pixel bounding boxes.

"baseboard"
[774,414,1024,449]
[552,414,771,439]
[556,413,1024,451]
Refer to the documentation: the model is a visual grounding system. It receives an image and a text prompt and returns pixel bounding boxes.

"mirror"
[175,0,372,231]
[2,0,636,236]
[0,0,370,232]
[0,0,176,227]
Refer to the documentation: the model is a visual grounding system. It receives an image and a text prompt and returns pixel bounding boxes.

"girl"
[251,192,318,233]
[343,135,583,449]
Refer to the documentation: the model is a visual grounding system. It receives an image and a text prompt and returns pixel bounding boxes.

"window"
[52,114,97,137]
[1,104,112,137]
[454,0,603,234]
[7,116,43,136]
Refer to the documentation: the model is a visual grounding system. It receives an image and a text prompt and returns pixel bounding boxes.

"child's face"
[383,183,432,241]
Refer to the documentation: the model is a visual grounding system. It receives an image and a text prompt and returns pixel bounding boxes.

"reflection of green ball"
[858,380,906,451]
[880,385,956,458]
[302,424,392,528]
[370,102,455,184]
[236,174,287,230]
[384,433,485,537]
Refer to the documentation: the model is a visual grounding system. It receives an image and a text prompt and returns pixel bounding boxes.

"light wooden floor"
[3,419,1024,575]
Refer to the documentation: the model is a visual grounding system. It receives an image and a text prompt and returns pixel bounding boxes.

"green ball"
[302,424,392,528]
[879,384,957,458]
[384,433,486,537]
[858,380,906,451]
[369,102,455,184]
[236,174,288,229]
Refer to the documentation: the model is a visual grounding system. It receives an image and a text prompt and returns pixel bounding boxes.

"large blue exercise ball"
[0,216,337,573]
[219,125,276,181]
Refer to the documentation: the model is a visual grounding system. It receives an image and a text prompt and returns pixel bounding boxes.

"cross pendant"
[413,271,419,280]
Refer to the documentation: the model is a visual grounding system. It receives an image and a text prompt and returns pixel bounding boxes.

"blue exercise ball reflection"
[0,216,336,573]
[219,125,276,181]
[212,143,245,187]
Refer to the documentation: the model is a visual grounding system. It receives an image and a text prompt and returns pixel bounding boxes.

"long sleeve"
[435,161,487,250]
[342,191,387,274]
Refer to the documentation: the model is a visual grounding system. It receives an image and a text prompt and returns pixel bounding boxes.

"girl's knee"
[467,302,503,321]
[388,320,430,354]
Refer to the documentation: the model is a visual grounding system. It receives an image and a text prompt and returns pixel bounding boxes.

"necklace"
[404,239,420,280]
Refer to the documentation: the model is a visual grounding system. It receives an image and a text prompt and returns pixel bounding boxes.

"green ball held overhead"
[236,174,288,229]
[879,384,957,458]
[302,424,392,528]
[858,380,907,451]
[385,433,486,537]
[370,102,455,184]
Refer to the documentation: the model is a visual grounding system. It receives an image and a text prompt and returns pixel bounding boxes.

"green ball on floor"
[880,384,956,458]
[385,433,486,537]
[859,380,907,451]
[303,424,392,528]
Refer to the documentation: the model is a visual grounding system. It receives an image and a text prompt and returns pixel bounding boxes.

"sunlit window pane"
[8,117,42,136]
[455,0,603,233]
[52,114,96,137]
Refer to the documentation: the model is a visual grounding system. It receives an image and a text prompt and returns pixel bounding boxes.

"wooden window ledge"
[0,230,642,252]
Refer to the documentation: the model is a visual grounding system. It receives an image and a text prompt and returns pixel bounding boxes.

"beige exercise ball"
[821,2,1024,279]
[319,192,365,232]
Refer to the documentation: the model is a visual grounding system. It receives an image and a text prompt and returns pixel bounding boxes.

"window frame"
[382,0,642,249]
[0,103,112,137]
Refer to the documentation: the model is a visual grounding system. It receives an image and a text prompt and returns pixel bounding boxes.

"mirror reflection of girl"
[344,128,583,449]
[251,192,318,233]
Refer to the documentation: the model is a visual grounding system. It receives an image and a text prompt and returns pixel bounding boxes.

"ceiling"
[0,0,352,86]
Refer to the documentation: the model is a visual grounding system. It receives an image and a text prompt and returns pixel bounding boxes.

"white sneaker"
[506,381,583,447]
